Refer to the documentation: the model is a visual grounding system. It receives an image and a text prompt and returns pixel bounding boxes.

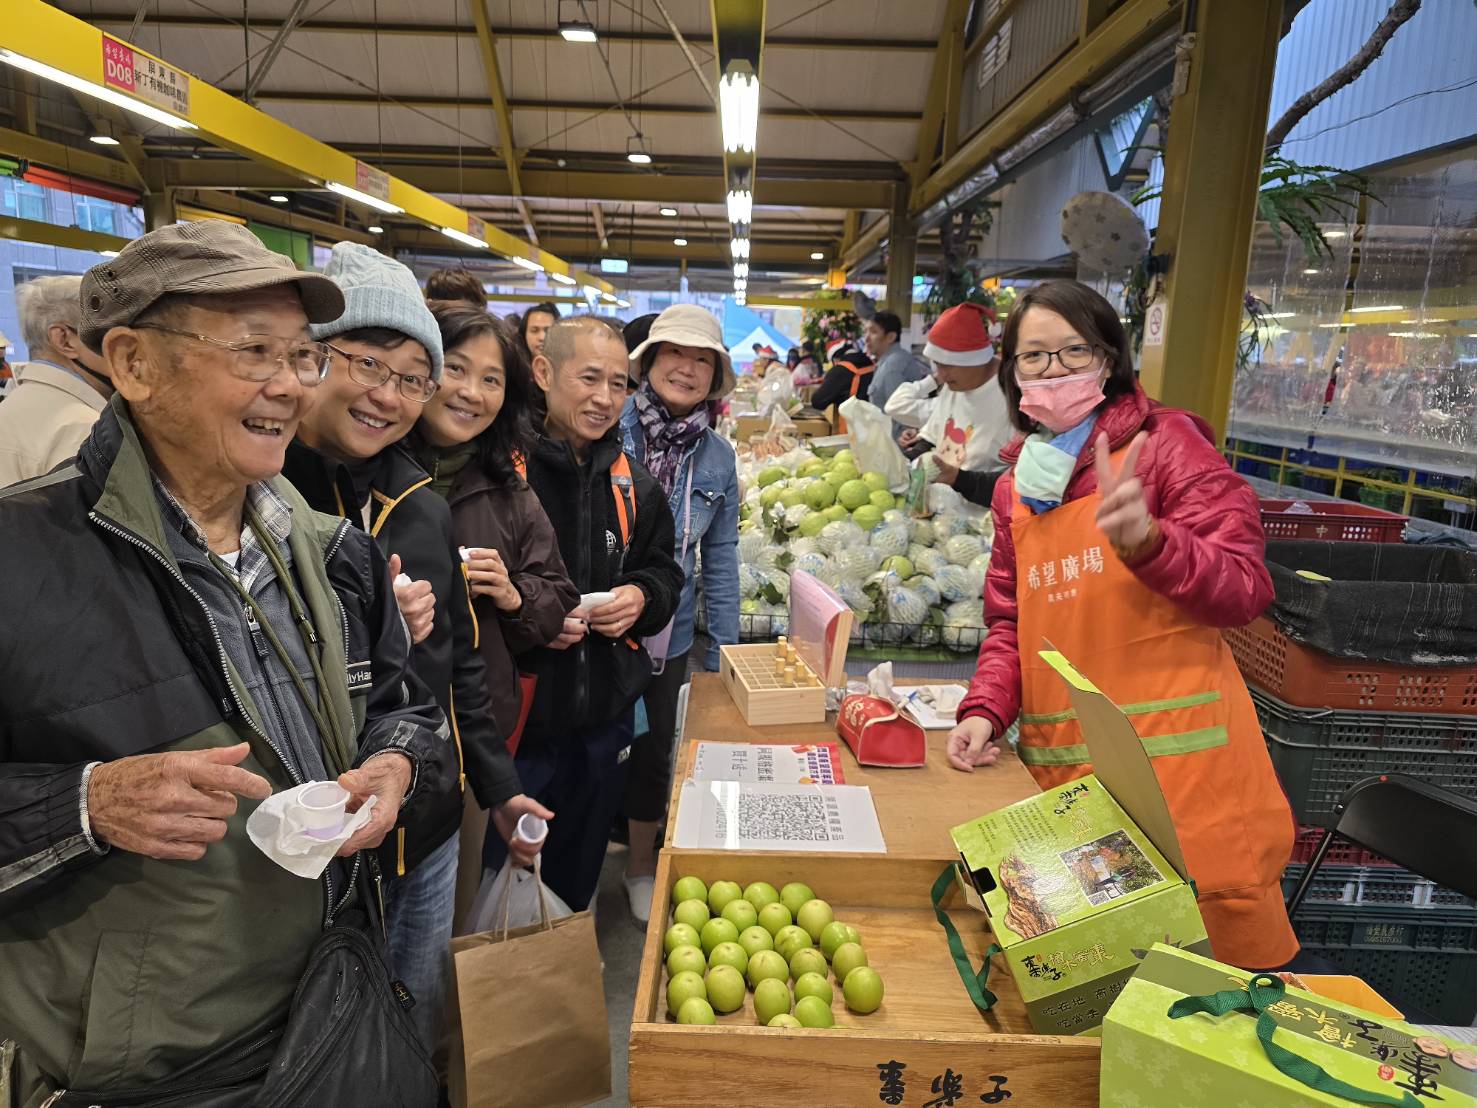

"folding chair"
[1284,773,1477,917]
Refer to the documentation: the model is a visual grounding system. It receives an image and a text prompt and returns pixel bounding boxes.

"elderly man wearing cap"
[0,221,455,1105]
[280,241,549,1054]
[483,314,682,916]
[616,304,739,922]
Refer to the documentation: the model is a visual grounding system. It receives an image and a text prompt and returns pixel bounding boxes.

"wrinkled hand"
[335,753,413,855]
[928,452,959,487]
[88,742,273,860]
[465,547,522,613]
[548,614,589,651]
[492,794,556,867]
[587,584,647,639]
[946,717,1000,773]
[389,553,436,645]
[1093,431,1151,549]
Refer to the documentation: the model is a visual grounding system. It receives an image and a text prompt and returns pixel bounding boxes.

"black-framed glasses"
[1007,343,1103,378]
[326,343,439,403]
[134,324,333,386]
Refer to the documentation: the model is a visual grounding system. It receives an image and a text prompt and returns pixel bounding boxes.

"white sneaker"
[625,874,655,925]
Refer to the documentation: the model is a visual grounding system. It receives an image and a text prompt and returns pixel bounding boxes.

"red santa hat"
[923,302,1002,367]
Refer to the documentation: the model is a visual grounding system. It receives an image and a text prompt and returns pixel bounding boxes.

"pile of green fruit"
[661,875,885,1028]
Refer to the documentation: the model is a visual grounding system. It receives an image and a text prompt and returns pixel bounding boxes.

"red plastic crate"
[1226,616,1477,713]
[1259,499,1407,543]
[1289,825,1397,868]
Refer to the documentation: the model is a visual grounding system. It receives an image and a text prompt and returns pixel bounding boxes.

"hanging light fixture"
[440,226,490,249]
[730,237,750,259]
[626,134,653,165]
[718,62,759,154]
[733,262,749,279]
[326,180,403,214]
[550,272,577,286]
[557,0,598,43]
[726,189,752,225]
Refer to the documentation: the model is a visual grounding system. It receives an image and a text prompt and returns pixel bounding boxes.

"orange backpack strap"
[512,450,527,479]
[610,453,637,547]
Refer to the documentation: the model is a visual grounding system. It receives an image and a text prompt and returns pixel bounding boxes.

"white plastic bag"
[840,397,910,492]
[465,855,573,934]
[754,365,796,418]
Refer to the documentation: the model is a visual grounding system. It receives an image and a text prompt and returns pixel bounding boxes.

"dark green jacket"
[0,399,457,1099]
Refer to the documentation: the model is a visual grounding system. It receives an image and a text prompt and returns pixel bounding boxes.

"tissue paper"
[246,782,377,879]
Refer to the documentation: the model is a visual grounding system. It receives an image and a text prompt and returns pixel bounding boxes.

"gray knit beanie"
[309,242,444,378]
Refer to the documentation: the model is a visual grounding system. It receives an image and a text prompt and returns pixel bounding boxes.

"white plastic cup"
[459,546,473,564]
[393,572,412,588]
[298,782,351,837]
[514,813,548,846]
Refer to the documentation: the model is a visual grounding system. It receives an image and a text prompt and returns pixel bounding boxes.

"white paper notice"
[900,684,968,730]
[689,741,846,785]
[674,781,887,853]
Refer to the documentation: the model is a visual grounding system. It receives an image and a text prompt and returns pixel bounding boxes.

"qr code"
[727,793,838,842]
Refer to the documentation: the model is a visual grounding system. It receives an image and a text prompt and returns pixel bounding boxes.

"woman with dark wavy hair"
[416,301,579,929]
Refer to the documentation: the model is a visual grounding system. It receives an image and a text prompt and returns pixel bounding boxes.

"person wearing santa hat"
[884,301,1015,488]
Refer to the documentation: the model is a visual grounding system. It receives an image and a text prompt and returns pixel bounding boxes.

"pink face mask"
[1017,369,1105,433]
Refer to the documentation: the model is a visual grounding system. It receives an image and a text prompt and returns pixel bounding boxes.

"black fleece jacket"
[520,430,684,740]
[282,440,521,824]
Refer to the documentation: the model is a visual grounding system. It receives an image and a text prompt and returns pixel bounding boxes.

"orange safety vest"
[1008,452,1298,970]
[831,359,875,434]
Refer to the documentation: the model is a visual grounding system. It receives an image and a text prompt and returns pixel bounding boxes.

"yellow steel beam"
[0,125,139,189]
[840,214,890,275]
[1079,0,1113,42]
[401,227,817,265]
[839,209,860,256]
[0,0,612,294]
[911,0,971,186]
[913,0,1179,215]
[1136,0,1281,443]
[175,190,377,246]
[465,0,536,244]
[0,213,127,253]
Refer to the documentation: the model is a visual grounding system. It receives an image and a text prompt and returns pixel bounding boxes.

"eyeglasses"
[134,325,333,386]
[326,344,439,403]
[1008,343,1102,378]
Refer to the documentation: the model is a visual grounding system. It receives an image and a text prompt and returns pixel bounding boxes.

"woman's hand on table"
[946,716,1000,772]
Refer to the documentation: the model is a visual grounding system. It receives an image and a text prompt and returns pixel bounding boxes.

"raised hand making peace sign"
[1093,430,1152,551]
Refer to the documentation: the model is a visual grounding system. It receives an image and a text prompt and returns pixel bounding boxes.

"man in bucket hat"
[0,220,454,1104]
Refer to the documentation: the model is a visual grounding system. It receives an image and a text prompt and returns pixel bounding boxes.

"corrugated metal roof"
[1270,0,1477,171]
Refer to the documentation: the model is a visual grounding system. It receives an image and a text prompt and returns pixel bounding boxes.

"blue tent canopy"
[721,299,797,358]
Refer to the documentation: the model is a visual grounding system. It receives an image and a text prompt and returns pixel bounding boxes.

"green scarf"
[414,440,477,500]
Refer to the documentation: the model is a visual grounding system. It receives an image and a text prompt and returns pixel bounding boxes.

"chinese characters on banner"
[1025,547,1103,604]
[354,161,392,205]
[875,1062,1012,1105]
[101,35,190,118]
[467,214,488,246]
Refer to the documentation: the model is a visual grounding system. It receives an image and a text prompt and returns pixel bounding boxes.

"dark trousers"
[484,711,634,912]
[623,651,690,823]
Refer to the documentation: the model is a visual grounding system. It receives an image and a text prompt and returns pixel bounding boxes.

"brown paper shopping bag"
[446,861,611,1108]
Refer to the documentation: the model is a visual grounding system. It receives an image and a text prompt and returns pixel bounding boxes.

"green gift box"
[1104,944,1477,1106]
[947,651,1211,1035]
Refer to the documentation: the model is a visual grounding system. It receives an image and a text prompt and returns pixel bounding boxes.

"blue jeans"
[383,832,459,1055]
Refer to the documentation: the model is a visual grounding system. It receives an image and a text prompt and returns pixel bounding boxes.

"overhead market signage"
[354,160,391,205]
[101,34,190,118]
[467,213,487,245]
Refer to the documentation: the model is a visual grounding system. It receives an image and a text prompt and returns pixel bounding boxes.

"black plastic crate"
[1292,902,1477,1025]
[1281,863,1477,911]
[1254,688,1477,825]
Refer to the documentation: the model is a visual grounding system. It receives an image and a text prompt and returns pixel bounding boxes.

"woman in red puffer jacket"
[947,279,1297,970]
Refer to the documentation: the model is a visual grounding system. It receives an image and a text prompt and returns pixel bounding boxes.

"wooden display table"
[629,673,1102,1107]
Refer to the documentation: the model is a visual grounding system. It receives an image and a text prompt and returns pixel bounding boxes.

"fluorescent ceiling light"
[583,284,603,298]
[730,237,750,259]
[559,22,598,43]
[269,194,289,203]
[1389,331,1440,339]
[626,134,653,165]
[617,299,631,309]
[368,225,384,234]
[673,237,688,246]
[551,272,577,285]
[627,151,652,165]
[719,66,759,153]
[1323,230,1347,239]
[726,189,752,225]
[659,207,678,217]
[1317,323,1345,329]
[810,251,824,261]
[734,278,747,291]
[0,48,197,131]
[325,180,403,214]
[440,225,489,249]
[602,293,619,304]
[1301,268,1320,275]
[733,262,749,278]
[510,256,544,272]
[89,134,120,146]
[99,250,120,258]
[1348,304,1403,313]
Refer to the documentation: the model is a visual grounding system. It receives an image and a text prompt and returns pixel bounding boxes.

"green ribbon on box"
[1168,974,1422,1108]
[931,864,1002,1013]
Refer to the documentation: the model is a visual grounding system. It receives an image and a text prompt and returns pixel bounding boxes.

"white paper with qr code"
[673,780,886,853]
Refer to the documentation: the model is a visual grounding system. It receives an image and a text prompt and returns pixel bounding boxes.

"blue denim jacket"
[621,401,740,669]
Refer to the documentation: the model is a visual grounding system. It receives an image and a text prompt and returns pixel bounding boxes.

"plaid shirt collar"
[153,478,294,593]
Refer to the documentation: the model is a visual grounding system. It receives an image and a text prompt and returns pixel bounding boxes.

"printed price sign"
[101,35,190,119]
[466,214,487,245]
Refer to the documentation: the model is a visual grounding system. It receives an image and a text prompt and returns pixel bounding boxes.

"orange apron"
[1010,460,1298,969]
[831,361,875,434]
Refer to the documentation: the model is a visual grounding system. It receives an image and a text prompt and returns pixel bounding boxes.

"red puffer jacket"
[957,383,1273,736]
